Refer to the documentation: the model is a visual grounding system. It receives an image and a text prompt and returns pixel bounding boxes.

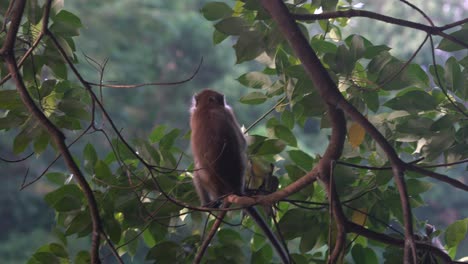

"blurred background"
[0,0,466,262]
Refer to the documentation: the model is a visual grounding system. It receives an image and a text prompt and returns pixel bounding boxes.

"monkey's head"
[190,89,228,113]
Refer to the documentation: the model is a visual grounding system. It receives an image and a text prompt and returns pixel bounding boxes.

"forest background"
[0,0,466,263]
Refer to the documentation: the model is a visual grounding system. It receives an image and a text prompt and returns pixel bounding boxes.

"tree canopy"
[0,0,467,263]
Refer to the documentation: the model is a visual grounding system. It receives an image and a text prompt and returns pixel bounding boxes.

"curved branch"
[85,57,203,89]
[291,10,468,49]
[259,1,418,262]
[347,221,455,264]
[407,165,468,191]
[1,1,102,263]
[0,152,34,163]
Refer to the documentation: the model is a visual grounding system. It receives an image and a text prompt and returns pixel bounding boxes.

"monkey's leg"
[193,202,229,264]
[245,207,291,264]
[193,171,212,206]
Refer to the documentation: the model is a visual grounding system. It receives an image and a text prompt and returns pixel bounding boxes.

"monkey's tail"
[245,207,291,264]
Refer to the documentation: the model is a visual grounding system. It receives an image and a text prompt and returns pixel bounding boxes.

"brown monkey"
[190,89,247,205]
[190,89,290,263]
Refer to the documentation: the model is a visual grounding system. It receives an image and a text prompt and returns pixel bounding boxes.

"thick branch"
[1,1,102,263]
[259,1,417,262]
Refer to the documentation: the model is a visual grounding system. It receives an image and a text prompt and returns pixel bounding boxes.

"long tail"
[245,207,291,264]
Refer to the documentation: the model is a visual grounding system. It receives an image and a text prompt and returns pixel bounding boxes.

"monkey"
[190,89,247,206]
[190,89,290,263]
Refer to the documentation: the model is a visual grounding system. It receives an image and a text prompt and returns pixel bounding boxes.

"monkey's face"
[191,89,226,111]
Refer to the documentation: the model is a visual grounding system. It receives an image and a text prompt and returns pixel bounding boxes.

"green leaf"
[278,209,315,239]
[299,224,321,253]
[348,34,366,61]
[237,71,271,89]
[352,244,378,264]
[234,30,265,63]
[430,115,454,131]
[310,38,337,54]
[65,212,91,236]
[105,216,121,244]
[124,229,140,256]
[322,0,338,11]
[33,243,68,258]
[445,219,468,251]
[0,90,25,111]
[335,44,354,75]
[297,93,326,117]
[368,51,394,76]
[218,229,243,247]
[213,29,228,44]
[421,129,456,161]
[362,91,379,112]
[83,143,98,173]
[363,45,391,59]
[39,79,57,98]
[406,179,432,195]
[50,10,82,37]
[44,184,83,212]
[146,241,184,261]
[288,150,314,171]
[58,99,89,120]
[149,125,166,143]
[445,56,466,100]
[251,244,273,264]
[240,92,267,105]
[201,2,233,21]
[395,117,433,136]
[437,28,468,52]
[0,112,28,130]
[55,36,75,60]
[281,110,295,130]
[13,127,34,154]
[33,130,50,155]
[214,17,247,35]
[143,229,157,248]
[28,252,59,264]
[136,140,161,165]
[274,125,297,147]
[94,160,113,183]
[74,251,91,264]
[251,139,286,156]
[46,172,66,186]
[159,128,180,150]
[384,90,438,113]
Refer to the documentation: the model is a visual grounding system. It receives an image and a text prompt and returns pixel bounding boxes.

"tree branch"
[291,10,468,49]
[1,1,102,263]
[259,1,418,262]
[347,221,455,264]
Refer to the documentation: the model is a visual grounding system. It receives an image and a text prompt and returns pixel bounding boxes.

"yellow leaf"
[351,208,367,226]
[348,122,365,148]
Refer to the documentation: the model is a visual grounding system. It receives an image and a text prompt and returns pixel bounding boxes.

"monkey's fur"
[190,89,290,263]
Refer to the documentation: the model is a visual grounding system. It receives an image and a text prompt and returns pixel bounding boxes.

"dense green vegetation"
[0,0,467,263]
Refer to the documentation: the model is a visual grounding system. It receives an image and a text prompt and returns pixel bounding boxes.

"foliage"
[0,0,467,264]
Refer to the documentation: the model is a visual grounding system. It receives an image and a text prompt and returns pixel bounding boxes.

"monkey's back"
[191,106,247,197]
